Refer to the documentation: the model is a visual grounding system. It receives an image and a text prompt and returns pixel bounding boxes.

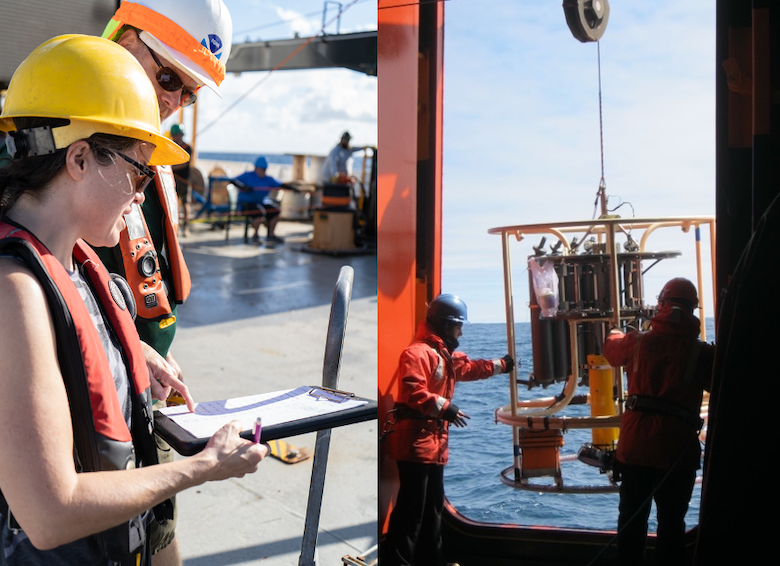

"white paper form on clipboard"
[158,385,368,439]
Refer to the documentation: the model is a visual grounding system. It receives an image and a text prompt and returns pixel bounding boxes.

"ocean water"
[198,152,294,165]
[445,320,715,532]
[197,151,367,174]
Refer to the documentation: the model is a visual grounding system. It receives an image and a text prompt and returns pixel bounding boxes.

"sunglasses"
[115,151,156,194]
[144,42,198,108]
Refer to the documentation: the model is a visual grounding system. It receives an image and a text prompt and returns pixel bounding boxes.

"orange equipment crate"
[518,428,564,481]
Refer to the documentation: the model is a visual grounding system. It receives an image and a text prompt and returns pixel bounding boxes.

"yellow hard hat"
[0,34,188,166]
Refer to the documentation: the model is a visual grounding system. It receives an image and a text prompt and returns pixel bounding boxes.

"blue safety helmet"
[427,294,469,325]
[254,156,268,169]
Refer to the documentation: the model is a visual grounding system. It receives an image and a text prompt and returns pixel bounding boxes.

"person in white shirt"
[321,131,365,183]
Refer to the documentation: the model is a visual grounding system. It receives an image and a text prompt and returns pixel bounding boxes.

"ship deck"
[169,217,377,566]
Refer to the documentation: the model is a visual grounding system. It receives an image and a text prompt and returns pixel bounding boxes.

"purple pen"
[253,417,262,444]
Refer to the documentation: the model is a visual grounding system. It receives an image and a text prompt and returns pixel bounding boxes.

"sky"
[3,1,714,326]
[439,1,717,324]
[162,0,377,160]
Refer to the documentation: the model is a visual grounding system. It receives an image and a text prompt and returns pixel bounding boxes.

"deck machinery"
[490,216,715,492]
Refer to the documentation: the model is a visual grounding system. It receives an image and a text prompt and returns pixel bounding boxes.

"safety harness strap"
[392,403,441,422]
[625,394,704,431]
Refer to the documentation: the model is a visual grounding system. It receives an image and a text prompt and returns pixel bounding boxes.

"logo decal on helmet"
[204,34,224,59]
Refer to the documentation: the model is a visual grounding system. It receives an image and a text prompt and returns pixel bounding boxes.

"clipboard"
[154,386,378,456]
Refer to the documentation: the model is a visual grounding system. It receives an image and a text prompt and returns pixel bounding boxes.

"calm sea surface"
[197,151,366,171]
[446,320,715,532]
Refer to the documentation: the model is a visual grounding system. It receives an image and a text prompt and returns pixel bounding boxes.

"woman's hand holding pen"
[197,420,270,481]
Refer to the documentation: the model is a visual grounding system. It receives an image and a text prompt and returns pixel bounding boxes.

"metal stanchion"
[298,266,354,566]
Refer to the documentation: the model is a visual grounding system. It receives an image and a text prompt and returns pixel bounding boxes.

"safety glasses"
[144,42,198,108]
[115,151,156,194]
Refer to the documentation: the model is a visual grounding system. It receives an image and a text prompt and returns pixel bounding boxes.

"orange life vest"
[0,222,163,562]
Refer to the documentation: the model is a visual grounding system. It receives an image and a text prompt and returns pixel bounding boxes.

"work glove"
[502,354,515,373]
[450,410,471,428]
[443,402,471,428]
[493,354,515,375]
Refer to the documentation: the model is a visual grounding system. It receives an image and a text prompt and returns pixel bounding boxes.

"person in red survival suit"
[603,277,716,566]
[381,294,515,566]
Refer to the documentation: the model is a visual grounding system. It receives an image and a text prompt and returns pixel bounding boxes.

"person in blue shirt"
[232,156,299,244]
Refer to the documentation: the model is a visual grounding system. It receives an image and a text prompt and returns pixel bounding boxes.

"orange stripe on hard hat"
[111,1,225,86]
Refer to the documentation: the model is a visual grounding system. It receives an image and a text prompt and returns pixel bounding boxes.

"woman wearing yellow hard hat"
[0,35,269,566]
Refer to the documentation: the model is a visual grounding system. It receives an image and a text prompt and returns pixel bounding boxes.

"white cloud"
[162,2,378,158]
[274,7,317,37]
[165,54,376,158]
[440,1,716,323]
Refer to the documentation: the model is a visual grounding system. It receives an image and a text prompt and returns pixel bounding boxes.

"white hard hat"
[103,0,233,96]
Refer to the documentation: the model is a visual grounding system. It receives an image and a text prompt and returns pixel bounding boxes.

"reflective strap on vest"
[154,166,191,303]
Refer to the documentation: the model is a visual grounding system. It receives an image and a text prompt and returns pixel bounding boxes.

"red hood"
[649,304,702,337]
[414,320,447,351]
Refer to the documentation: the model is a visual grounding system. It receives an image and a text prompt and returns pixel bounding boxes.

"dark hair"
[0,118,141,217]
